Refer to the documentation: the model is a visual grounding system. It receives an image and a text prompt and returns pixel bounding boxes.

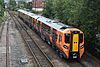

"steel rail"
[6,20,9,67]
[8,11,41,67]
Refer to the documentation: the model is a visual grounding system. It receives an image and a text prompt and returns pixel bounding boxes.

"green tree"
[18,1,27,9]
[63,0,84,26]
[53,0,67,22]
[43,0,100,54]
[26,2,32,10]
[43,0,55,19]
[9,0,16,10]
[0,0,4,16]
[79,0,100,52]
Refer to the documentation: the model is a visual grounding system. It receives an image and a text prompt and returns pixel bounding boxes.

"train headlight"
[80,45,84,49]
[63,45,68,49]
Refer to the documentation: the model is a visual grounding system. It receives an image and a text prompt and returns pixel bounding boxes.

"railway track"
[6,22,10,67]
[8,11,55,67]
[0,18,10,67]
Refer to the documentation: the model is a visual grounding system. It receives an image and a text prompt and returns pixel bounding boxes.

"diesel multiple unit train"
[18,9,84,59]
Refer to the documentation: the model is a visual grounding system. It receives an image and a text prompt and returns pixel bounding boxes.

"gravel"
[0,17,34,67]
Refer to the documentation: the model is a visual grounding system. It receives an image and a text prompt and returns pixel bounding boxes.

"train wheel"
[41,34,45,41]
[63,53,67,59]
[51,45,54,48]
[32,27,34,30]
[47,40,51,46]
[59,52,64,58]
[56,49,59,54]
[52,45,56,49]
[77,56,81,61]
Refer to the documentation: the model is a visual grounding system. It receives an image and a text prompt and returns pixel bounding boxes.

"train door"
[52,29,57,45]
[49,28,53,43]
[32,18,35,28]
[71,31,80,52]
[72,34,79,52]
[58,33,62,48]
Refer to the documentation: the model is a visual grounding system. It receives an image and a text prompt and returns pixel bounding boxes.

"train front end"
[63,28,84,59]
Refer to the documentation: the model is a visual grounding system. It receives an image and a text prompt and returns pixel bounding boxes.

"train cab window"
[65,34,70,43]
[79,34,83,43]
[42,24,46,32]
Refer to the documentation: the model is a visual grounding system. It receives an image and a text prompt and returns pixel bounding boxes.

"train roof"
[18,9,73,31]
[37,17,73,31]
[18,9,40,19]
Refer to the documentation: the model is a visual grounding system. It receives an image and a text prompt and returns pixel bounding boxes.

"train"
[18,9,84,59]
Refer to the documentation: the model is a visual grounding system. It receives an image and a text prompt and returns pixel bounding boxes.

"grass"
[0,11,9,26]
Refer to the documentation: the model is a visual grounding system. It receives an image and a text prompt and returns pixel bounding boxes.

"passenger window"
[47,27,51,34]
[42,24,46,32]
[53,32,57,40]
